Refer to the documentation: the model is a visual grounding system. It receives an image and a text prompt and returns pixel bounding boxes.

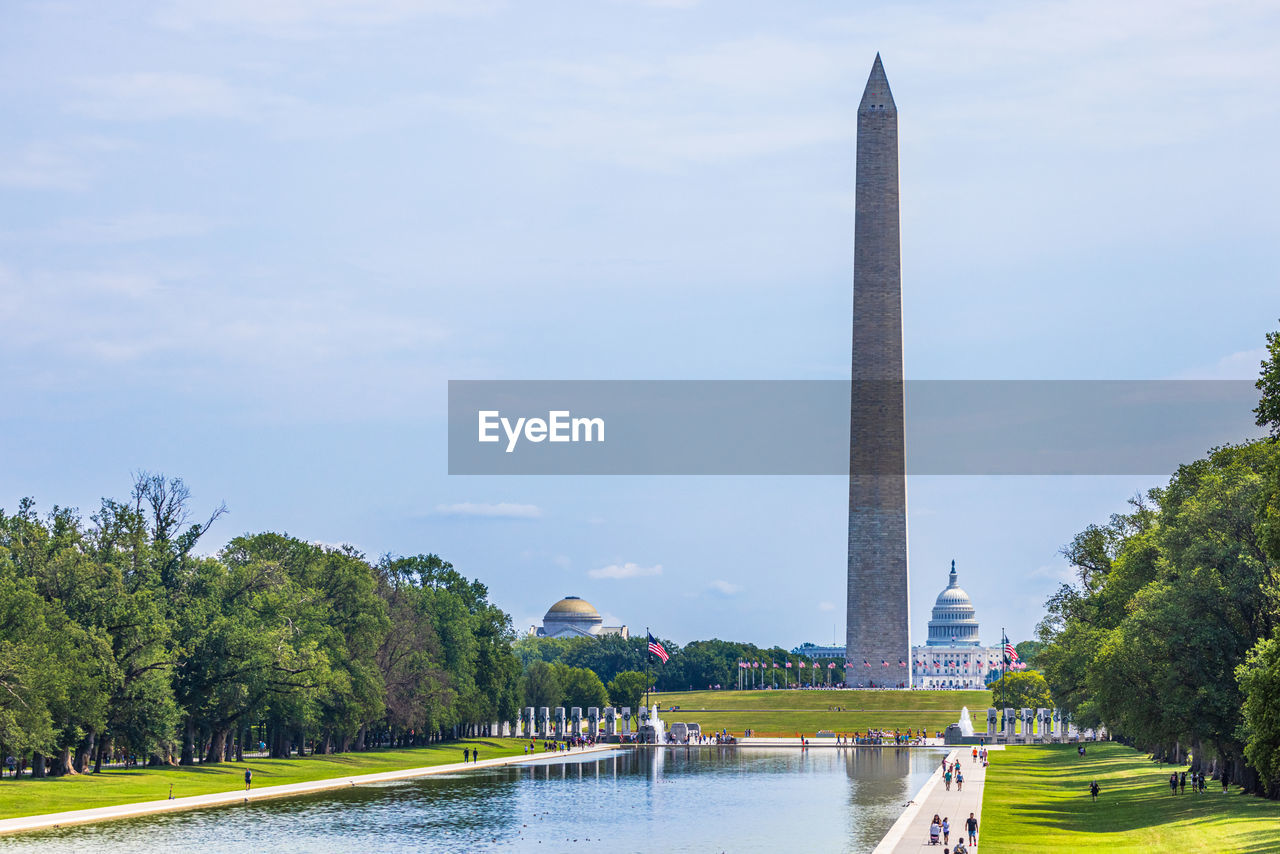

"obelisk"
[846,54,910,688]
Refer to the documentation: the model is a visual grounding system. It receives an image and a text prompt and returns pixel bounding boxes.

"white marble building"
[911,562,1003,690]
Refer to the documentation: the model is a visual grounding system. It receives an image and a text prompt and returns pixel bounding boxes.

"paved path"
[873,745,1000,852]
[0,744,621,837]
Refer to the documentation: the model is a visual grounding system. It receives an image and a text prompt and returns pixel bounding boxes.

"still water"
[2,747,942,853]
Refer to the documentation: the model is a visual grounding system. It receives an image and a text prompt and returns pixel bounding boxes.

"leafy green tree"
[520,660,561,710]
[553,663,609,709]
[1256,322,1280,438]
[1238,631,1280,784]
[1014,641,1043,669]
[607,671,648,711]
[990,670,1052,709]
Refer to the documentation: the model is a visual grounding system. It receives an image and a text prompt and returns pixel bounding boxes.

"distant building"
[529,596,628,640]
[910,562,1003,689]
[789,642,845,659]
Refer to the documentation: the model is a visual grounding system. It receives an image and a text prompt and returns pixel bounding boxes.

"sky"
[1,0,1278,649]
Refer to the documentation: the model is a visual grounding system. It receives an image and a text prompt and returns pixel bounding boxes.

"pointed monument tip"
[860,53,895,112]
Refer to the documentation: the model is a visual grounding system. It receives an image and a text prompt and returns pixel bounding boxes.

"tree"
[607,671,648,712]
[1238,631,1280,787]
[1014,640,1043,670]
[554,664,609,710]
[1256,322,1280,438]
[990,670,1052,710]
[520,660,562,710]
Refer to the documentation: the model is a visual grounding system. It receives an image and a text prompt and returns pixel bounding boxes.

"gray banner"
[447,380,1263,475]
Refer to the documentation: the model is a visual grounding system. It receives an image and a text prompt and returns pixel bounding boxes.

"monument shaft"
[846,55,910,687]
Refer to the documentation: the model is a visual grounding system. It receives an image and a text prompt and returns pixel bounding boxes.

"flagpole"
[1001,626,1007,710]
[645,626,651,713]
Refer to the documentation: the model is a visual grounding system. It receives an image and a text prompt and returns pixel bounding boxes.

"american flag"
[647,633,669,663]
[785,661,792,668]
[1004,642,1019,662]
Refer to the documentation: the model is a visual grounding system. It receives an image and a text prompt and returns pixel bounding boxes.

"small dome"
[545,596,602,620]
[926,561,981,647]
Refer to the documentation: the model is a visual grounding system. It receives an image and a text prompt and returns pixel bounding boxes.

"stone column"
[554,707,566,739]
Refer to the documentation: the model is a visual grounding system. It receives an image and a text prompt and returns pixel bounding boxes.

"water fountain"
[943,706,982,745]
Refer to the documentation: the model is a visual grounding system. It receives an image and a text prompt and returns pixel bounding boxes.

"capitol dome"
[926,561,981,647]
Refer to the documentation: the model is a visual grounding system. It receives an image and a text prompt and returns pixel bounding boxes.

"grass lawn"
[0,739,527,821]
[982,742,1280,853]
[651,689,990,737]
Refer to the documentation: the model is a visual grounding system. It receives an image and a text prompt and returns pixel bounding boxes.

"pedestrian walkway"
[0,743,621,837]
[872,745,999,852]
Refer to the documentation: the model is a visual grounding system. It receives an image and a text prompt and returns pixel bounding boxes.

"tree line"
[0,474,519,776]
[1036,326,1280,796]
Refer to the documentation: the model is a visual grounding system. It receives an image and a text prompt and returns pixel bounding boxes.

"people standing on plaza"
[965,812,978,845]
[1089,781,1099,802]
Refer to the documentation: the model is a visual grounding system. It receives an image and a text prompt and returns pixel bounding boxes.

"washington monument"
[846,54,910,687]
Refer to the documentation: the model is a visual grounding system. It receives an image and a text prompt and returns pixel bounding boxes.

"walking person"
[944,767,952,791]
[956,768,964,792]
[1179,771,1186,794]
[941,816,950,846]
[965,812,978,845]
[473,748,479,763]
[244,768,252,792]
[1169,772,1178,795]
[463,747,470,763]
[1089,780,1099,802]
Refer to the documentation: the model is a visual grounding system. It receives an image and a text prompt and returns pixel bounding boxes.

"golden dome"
[545,596,602,620]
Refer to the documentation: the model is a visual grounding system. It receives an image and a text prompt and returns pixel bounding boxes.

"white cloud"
[69,73,293,122]
[154,0,495,38]
[817,601,836,612]
[1030,564,1077,584]
[7,212,216,244]
[435,502,542,519]
[0,145,89,190]
[1175,347,1268,380]
[588,562,662,580]
[707,579,741,596]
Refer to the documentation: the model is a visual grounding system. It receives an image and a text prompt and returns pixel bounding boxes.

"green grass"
[652,689,991,737]
[0,739,527,821]
[982,742,1280,853]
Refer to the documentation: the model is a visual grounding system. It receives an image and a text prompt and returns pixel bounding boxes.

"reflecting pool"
[1,746,942,853]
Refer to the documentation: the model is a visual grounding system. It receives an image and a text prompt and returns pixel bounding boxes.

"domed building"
[530,596,629,640]
[911,562,1003,689]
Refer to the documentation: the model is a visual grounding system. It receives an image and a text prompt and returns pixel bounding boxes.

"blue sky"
[2,0,1277,647]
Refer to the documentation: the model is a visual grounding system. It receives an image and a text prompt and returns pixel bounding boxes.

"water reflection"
[2,747,942,853]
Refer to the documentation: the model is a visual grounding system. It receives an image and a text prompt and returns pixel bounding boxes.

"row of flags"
[649,630,1027,673]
